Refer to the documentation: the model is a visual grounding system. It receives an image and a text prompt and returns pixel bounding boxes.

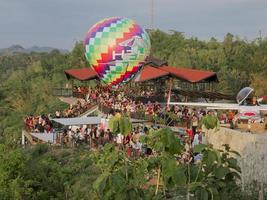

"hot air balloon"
[84,17,151,86]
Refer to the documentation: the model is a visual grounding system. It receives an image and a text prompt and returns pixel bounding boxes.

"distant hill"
[0,45,68,55]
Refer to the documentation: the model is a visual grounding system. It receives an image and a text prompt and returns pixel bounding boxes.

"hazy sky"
[1,0,267,49]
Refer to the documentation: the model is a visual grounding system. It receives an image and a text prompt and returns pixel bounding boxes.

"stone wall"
[206,128,267,187]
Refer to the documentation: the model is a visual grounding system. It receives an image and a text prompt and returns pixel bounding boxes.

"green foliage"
[141,128,183,155]
[141,129,241,200]
[0,128,246,200]
[92,128,241,200]
[190,144,241,200]
[161,157,187,187]
[201,114,220,130]
[0,144,99,199]
[0,144,29,199]
[108,114,132,135]
[67,41,89,68]
[91,144,147,199]
[31,143,49,158]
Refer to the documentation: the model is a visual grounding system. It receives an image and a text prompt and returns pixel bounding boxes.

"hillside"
[0,45,68,55]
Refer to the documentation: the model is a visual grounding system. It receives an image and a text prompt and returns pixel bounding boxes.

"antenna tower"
[151,0,154,29]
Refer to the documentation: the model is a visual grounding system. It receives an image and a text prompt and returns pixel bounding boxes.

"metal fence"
[52,88,73,97]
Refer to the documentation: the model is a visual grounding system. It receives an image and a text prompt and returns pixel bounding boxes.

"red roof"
[133,65,169,82]
[64,68,98,81]
[64,66,218,83]
[160,66,218,83]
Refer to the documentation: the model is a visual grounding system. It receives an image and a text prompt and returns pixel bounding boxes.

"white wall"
[206,128,267,187]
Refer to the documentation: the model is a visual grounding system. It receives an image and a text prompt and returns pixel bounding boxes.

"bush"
[31,143,49,158]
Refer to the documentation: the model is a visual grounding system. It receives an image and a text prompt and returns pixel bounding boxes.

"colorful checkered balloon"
[84,17,151,86]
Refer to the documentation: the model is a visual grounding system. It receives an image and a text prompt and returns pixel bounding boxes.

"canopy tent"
[30,133,55,143]
[64,68,98,81]
[52,116,101,126]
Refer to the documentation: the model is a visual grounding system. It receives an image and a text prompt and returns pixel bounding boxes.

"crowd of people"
[24,100,95,133]
[57,90,206,161]
[83,86,211,125]
[57,120,203,163]
[58,124,147,157]
[24,85,223,162]
[24,114,53,133]
[54,99,94,118]
[25,87,224,143]
[24,85,230,132]
[24,87,98,132]
[58,125,111,148]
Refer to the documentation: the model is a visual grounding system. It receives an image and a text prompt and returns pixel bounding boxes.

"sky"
[0,0,267,50]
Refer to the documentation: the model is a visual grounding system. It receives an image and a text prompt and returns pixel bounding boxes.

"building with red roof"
[159,66,218,83]
[133,65,169,82]
[52,56,236,101]
[132,65,218,83]
[63,56,218,84]
[64,68,98,81]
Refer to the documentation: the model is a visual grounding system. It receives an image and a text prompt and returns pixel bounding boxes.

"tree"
[92,128,241,200]
[108,112,132,136]
[250,73,267,97]
[92,143,147,199]
[68,41,89,67]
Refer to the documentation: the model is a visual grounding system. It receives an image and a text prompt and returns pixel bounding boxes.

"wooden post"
[21,131,25,146]
[155,166,161,195]
[167,78,173,108]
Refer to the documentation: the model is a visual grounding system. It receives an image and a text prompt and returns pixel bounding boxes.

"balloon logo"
[84,17,151,86]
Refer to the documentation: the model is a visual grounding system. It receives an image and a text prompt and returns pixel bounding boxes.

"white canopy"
[30,132,55,143]
[52,117,101,126]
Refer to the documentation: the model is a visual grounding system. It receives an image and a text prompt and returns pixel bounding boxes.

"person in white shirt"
[192,133,200,148]
[116,134,124,150]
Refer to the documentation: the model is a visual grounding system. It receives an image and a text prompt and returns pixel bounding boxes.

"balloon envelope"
[84,17,151,86]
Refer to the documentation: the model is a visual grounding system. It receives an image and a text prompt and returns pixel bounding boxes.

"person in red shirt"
[186,128,194,142]
[124,132,133,157]
[228,111,234,122]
